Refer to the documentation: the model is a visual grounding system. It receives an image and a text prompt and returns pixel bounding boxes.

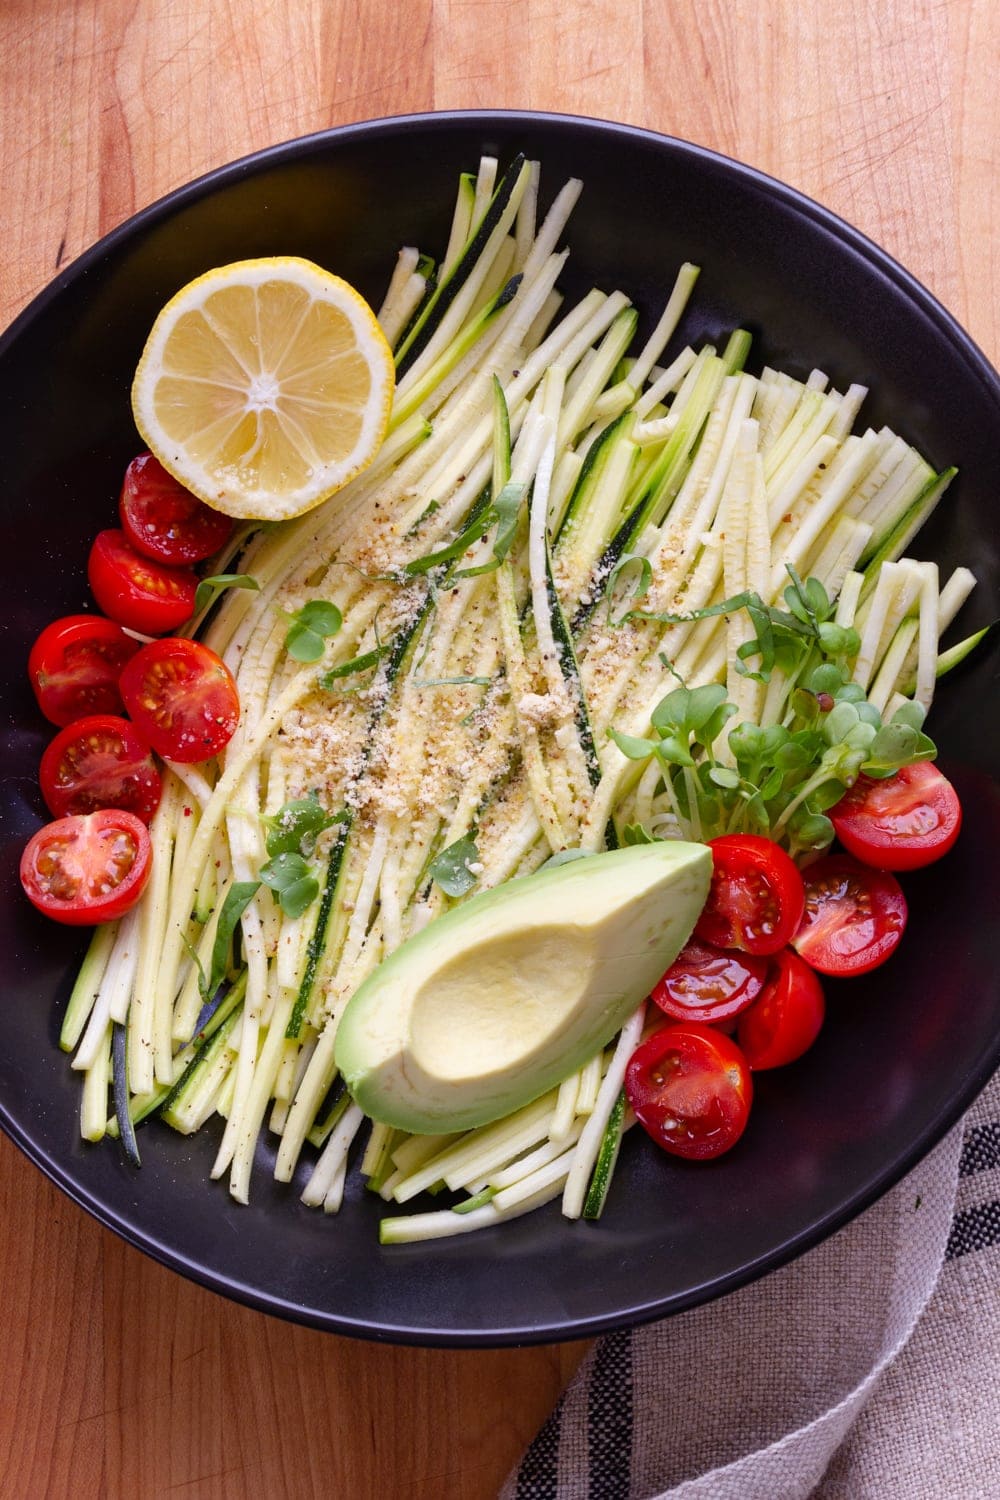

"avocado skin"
[335,841,712,1135]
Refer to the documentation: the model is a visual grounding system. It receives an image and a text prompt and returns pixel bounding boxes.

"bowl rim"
[2,108,999,1346]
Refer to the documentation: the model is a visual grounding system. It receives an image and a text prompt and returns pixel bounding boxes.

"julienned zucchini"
[545,548,601,789]
[285,815,352,1040]
[583,1089,627,1219]
[160,1002,243,1132]
[573,355,728,633]
[112,1021,141,1168]
[395,153,528,379]
[285,589,439,1040]
[107,970,249,1138]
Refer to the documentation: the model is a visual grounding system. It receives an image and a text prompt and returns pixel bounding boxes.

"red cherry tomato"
[39,715,162,824]
[737,949,825,1069]
[830,762,962,872]
[625,1022,752,1161]
[651,938,769,1025]
[20,810,152,926]
[120,452,234,565]
[28,614,141,726]
[791,855,907,976]
[119,637,240,763]
[695,834,805,957]
[88,529,198,634]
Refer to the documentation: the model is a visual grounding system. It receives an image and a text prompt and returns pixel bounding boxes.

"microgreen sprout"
[606,552,653,624]
[263,791,340,859]
[428,835,480,897]
[184,880,261,1002]
[258,792,340,917]
[628,568,860,683]
[611,572,938,858]
[259,854,319,920]
[193,572,260,618]
[281,600,343,663]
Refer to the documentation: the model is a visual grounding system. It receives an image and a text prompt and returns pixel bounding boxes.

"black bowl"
[2,111,998,1346]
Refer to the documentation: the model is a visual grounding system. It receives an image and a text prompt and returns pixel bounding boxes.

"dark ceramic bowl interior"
[2,112,998,1346]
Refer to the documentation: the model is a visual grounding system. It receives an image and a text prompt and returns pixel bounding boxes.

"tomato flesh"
[625,1022,752,1160]
[40,714,162,824]
[118,637,240,762]
[28,614,141,726]
[20,810,152,925]
[88,528,198,634]
[830,762,961,872]
[737,948,825,1069]
[695,834,805,956]
[120,452,234,565]
[791,855,907,976]
[652,938,769,1025]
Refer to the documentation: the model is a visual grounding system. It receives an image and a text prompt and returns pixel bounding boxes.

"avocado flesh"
[335,841,712,1135]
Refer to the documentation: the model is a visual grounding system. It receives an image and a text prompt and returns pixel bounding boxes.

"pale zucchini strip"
[562,1005,646,1219]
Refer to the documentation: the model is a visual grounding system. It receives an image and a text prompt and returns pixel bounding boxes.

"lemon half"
[131,257,395,522]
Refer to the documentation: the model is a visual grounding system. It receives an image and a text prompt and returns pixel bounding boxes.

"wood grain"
[2,2,998,1496]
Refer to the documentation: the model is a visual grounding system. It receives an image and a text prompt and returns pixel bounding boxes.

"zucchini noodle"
[64,153,977,1243]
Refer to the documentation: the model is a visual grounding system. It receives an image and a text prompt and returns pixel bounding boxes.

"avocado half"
[335,840,712,1135]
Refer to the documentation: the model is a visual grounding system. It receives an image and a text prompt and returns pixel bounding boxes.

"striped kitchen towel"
[504,1068,1000,1499]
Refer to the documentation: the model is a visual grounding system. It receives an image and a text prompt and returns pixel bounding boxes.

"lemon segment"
[131,257,395,522]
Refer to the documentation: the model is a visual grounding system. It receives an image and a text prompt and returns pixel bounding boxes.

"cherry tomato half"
[791,855,907,977]
[119,637,240,763]
[695,834,805,957]
[737,949,825,1069]
[651,938,769,1025]
[88,528,198,634]
[830,762,962,872]
[120,452,234,566]
[20,810,152,926]
[40,714,162,824]
[625,1022,752,1161]
[28,614,141,726]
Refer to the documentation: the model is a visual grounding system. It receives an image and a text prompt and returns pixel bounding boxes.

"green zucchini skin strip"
[555,411,633,545]
[285,815,352,1040]
[159,1004,244,1129]
[583,1088,626,1219]
[285,590,439,1039]
[395,153,527,379]
[545,549,601,790]
[151,975,248,1124]
[107,972,250,1136]
[112,1021,141,1169]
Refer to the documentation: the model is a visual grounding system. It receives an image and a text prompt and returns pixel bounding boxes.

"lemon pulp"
[131,257,395,522]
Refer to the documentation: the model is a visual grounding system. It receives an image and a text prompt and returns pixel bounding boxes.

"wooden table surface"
[2,3,998,1496]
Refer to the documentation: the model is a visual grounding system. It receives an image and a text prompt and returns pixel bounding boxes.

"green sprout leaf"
[862,723,937,776]
[285,600,343,663]
[198,881,261,1001]
[260,852,320,919]
[708,767,741,789]
[263,792,339,859]
[790,811,835,849]
[890,699,927,730]
[607,552,653,624]
[194,572,260,617]
[621,823,656,845]
[539,848,594,870]
[609,727,656,761]
[428,836,480,897]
